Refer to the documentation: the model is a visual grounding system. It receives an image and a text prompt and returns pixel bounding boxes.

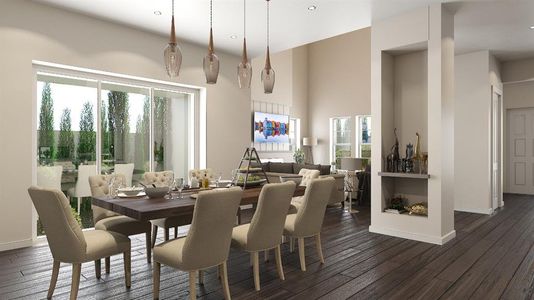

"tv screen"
[253,112,290,144]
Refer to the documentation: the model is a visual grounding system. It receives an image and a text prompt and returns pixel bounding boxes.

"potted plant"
[293,148,305,164]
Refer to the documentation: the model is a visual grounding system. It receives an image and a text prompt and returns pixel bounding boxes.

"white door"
[508,108,534,195]
[491,88,503,208]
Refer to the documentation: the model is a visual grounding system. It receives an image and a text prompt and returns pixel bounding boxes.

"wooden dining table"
[91,185,306,223]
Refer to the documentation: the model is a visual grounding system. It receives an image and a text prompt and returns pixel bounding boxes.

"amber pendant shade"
[261,47,275,93]
[203,29,219,84]
[237,38,252,88]
[164,15,182,78]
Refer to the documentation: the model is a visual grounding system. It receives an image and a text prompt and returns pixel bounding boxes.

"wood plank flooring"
[1,193,534,299]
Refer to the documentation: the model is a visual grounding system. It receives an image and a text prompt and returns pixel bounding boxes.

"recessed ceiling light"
[308,5,317,11]
[230,34,238,39]
[530,25,534,29]
[154,10,162,16]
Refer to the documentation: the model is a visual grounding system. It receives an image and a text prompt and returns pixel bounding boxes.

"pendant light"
[261,0,275,94]
[164,0,182,78]
[203,0,220,84]
[237,0,252,89]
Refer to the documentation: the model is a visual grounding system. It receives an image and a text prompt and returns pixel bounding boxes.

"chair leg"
[70,263,81,300]
[95,259,101,279]
[275,245,285,281]
[77,197,81,214]
[188,271,197,300]
[198,270,204,285]
[252,251,260,291]
[146,231,152,264]
[264,250,269,262]
[47,260,60,299]
[221,261,231,300]
[298,238,306,271]
[153,261,160,300]
[289,237,294,253]
[164,228,169,241]
[174,227,178,238]
[124,251,131,288]
[315,233,325,264]
[152,225,159,247]
[105,257,110,274]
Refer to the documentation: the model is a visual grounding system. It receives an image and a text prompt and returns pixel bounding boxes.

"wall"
[0,0,250,250]
[307,28,371,164]
[454,51,495,214]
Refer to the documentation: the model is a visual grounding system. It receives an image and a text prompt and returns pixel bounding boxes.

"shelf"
[378,172,430,179]
[382,211,428,218]
[236,168,264,174]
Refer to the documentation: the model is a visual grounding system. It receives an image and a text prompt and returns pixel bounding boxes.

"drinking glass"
[108,176,117,198]
[175,178,185,199]
[216,172,223,187]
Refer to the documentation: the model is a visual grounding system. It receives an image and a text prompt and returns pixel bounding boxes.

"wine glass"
[108,176,117,198]
[175,178,185,199]
[216,172,223,187]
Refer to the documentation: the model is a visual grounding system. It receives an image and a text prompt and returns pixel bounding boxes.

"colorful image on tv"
[253,112,290,144]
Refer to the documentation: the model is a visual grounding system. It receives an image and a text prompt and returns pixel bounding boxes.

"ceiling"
[33,0,534,61]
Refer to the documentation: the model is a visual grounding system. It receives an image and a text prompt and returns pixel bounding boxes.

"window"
[289,118,301,151]
[356,115,371,158]
[35,66,199,234]
[330,117,352,168]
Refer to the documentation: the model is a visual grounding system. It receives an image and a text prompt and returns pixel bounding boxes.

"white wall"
[307,28,371,164]
[0,0,250,250]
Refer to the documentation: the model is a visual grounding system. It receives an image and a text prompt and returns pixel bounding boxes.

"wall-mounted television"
[253,111,290,144]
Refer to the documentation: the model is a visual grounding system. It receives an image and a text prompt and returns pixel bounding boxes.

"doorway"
[507,107,534,195]
[491,87,503,210]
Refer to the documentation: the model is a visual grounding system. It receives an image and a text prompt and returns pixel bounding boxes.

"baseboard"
[0,238,33,252]
[369,225,456,245]
[454,207,493,215]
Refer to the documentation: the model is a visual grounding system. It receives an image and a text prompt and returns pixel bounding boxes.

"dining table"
[91,185,306,224]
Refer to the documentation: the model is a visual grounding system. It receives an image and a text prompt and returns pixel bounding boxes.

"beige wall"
[308,28,371,164]
[0,0,250,250]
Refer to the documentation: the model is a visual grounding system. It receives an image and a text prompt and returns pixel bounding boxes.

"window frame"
[289,117,301,151]
[355,115,371,158]
[330,116,352,165]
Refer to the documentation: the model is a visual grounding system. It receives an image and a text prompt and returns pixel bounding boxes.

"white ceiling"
[33,0,534,61]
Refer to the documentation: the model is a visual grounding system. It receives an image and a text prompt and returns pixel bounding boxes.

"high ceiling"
[33,0,534,61]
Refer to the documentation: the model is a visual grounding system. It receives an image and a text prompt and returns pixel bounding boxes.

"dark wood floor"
[2,193,534,299]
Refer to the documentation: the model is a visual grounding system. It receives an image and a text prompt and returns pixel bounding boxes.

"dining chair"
[231,181,296,291]
[284,177,335,271]
[288,168,321,214]
[143,171,193,246]
[89,174,152,268]
[153,187,243,300]
[28,186,131,300]
[37,165,63,190]
[67,164,96,213]
[114,163,134,187]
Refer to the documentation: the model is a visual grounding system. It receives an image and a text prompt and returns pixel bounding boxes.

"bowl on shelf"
[144,186,169,199]
[117,187,144,197]
[280,175,303,186]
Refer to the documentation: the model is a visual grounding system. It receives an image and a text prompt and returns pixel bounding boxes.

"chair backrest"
[143,171,174,187]
[181,187,243,270]
[247,182,296,250]
[73,165,97,198]
[28,186,87,263]
[293,177,335,237]
[88,174,125,223]
[37,166,63,190]
[298,168,320,186]
[114,163,134,187]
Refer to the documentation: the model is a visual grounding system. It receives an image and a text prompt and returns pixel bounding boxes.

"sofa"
[258,162,345,206]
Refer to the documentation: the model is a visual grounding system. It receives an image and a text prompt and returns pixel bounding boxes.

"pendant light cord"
[243,0,246,37]
[210,0,213,28]
[266,0,270,47]
[172,0,174,17]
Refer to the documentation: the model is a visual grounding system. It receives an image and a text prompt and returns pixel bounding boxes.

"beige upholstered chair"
[28,186,131,300]
[114,163,135,186]
[89,174,152,268]
[231,182,296,291]
[288,168,321,213]
[67,164,96,213]
[284,177,335,271]
[37,165,63,190]
[143,171,193,246]
[153,187,243,300]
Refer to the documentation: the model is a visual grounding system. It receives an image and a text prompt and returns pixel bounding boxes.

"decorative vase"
[202,178,210,188]
[191,178,199,188]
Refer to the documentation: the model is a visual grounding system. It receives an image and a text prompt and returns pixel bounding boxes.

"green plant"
[57,108,74,160]
[107,91,129,160]
[293,148,305,164]
[38,82,55,159]
[78,102,96,161]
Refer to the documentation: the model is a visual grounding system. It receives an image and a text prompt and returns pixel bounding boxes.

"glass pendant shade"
[237,38,252,88]
[203,29,219,84]
[164,15,182,78]
[262,47,275,93]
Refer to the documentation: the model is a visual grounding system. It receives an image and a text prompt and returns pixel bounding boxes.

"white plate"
[117,191,146,198]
